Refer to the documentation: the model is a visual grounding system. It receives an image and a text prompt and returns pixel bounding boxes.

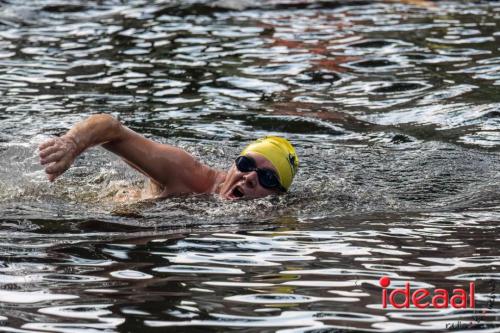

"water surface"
[0,0,499,331]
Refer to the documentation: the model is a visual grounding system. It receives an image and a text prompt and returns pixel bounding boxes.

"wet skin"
[38,114,281,201]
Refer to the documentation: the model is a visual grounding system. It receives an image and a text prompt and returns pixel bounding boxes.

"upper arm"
[102,125,215,194]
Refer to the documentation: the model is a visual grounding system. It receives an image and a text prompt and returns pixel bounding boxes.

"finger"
[47,173,56,182]
[38,139,57,150]
[45,160,68,174]
[40,151,64,165]
[47,169,64,182]
[39,145,59,159]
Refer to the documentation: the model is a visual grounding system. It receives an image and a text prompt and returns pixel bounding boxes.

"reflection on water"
[0,213,499,332]
[0,0,499,332]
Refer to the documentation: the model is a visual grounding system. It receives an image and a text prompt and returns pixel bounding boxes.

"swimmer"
[38,114,298,200]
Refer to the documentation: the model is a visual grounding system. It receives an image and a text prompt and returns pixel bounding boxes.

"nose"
[242,171,258,188]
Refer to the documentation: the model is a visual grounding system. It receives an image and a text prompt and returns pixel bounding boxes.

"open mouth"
[231,186,244,199]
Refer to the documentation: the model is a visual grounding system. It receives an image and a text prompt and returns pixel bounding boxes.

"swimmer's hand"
[38,135,79,182]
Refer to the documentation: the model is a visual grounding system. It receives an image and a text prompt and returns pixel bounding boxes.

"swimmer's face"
[220,152,281,200]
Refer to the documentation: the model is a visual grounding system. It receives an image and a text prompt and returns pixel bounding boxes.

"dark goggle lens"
[257,169,281,189]
[235,156,255,172]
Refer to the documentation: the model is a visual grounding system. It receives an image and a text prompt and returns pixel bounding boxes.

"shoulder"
[162,162,224,197]
[186,164,224,194]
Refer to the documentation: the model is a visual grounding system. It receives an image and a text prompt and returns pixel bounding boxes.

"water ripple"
[0,1,499,332]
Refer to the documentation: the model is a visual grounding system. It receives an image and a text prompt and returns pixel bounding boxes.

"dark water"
[0,0,499,331]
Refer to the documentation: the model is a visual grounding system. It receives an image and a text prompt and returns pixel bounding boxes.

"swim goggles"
[235,155,286,192]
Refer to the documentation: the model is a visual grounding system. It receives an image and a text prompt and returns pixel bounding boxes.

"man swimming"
[38,114,299,200]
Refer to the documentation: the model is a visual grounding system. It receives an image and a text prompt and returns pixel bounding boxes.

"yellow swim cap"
[240,136,299,191]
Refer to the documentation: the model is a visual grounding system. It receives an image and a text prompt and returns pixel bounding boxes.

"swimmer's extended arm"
[38,114,218,194]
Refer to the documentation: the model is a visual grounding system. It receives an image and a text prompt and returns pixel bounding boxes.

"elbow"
[88,113,124,143]
[88,113,120,126]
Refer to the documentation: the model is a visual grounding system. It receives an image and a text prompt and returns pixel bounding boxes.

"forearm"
[63,114,122,155]
[40,113,217,191]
